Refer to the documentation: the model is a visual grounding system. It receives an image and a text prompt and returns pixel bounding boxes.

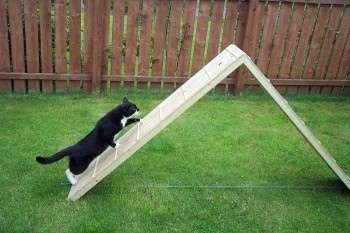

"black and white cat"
[36,97,142,185]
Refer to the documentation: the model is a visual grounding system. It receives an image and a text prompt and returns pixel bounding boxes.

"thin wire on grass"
[60,182,346,190]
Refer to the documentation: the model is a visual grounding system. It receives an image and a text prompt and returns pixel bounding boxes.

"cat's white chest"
[121,117,127,127]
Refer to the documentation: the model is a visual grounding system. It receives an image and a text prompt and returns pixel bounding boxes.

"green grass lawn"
[0,91,349,232]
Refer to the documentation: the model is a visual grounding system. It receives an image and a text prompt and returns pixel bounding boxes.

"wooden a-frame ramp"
[68,45,350,201]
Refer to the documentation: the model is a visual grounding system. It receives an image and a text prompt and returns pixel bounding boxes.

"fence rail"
[0,0,349,95]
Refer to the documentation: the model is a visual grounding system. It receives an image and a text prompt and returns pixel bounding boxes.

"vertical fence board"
[100,1,111,91]
[267,3,291,93]
[40,1,54,92]
[91,0,105,92]
[0,1,11,91]
[110,0,125,90]
[54,0,67,91]
[82,0,94,91]
[102,1,110,76]
[290,4,317,94]
[236,0,264,94]
[249,1,277,92]
[267,3,289,78]
[8,0,26,92]
[329,7,349,95]
[207,1,228,94]
[24,0,40,92]
[69,0,82,91]
[305,6,329,94]
[242,0,264,62]
[234,0,248,48]
[165,0,182,77]
[165,0,182,91]
[206,1,225,63]
[124,0,139,89]
[191,0,210,74]
[177,0,196,78]
[221,0,240,93]
[279,3,304,94]
[256,2,278,75]
[228,0,248,94]
[318,6,342,94]
[150,0,168,90]
[334,19,350,95]
[221,1,238,49]
[137,0,154,90]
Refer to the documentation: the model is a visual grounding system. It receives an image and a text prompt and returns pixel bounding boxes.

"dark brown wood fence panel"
[69,0,82,91]
[206,1,225,63]
[317,5,342,94]
[102,1,110,77]
[221,1,237,49]
[235,0,265,93]
[333,8,350,95]
[91,0,105,92]
[110,0,125,90]
[82,0,94,91]
[137,0,154,90]
[165,0,182,91]
[210,0,228,94]
[124,0,139,89]
[177,0,196,78]
[163,0,184,91]
[290,4,317,94]
[24,0,40,92]
[192,0,211,74]
[54,0,67,91]
[265,0,349,5]
[267,3,290,93]
[8,0,26,92]
[150,0,168,91]
[0,0,349,95]
[100,1,110,92]
[226,0,248,94]
[0,1,11,91]
[328,6,349,95]
[304,6,329,94]
[257,2,278,75]
[39,1,54,92]
[279,3,304,94]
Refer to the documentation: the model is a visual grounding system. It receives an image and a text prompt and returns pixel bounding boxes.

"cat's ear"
[123,97,129,103]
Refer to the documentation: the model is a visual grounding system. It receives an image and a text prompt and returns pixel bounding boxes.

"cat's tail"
[36,147,72,164]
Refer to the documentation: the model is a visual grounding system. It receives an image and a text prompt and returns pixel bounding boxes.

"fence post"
[91,0,105,92]
[235,0,262,95]
[0,1,11,91]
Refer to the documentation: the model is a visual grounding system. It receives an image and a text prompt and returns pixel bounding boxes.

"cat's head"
[121,97,140,117]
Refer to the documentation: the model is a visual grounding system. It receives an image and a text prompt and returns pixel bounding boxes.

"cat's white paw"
[70,178,78,186]
[139,118,144,123]
[114,141,121,149]
[66,169,78,186]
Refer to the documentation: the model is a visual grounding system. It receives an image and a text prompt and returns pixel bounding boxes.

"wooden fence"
[0,0,349,94]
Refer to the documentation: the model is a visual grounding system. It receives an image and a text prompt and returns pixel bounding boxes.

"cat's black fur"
[36,97,141,182]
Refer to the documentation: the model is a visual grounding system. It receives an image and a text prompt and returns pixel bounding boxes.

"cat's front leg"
[66,168,78,185]
[125,118,143,127]
[108,140,116,148]
[114,140,121,149]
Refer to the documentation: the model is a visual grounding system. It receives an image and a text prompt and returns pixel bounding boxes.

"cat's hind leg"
[65,168,78,185]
